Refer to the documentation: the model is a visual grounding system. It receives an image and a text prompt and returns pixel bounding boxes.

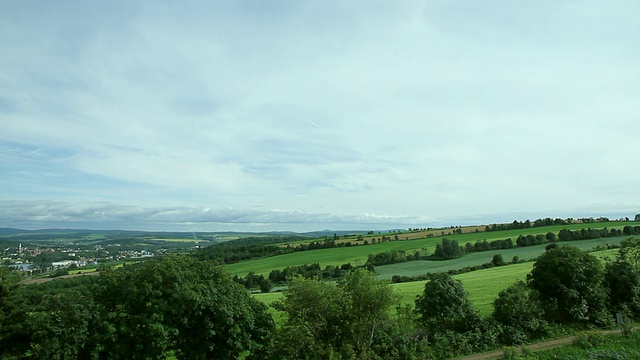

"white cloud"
[1,1,639,231]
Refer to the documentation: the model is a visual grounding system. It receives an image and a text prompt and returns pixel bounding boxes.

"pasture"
[252,246,621,319]
[253,261,536,319]
[224,225,632,278]
[222,237,441,276]
[375,237,625,279]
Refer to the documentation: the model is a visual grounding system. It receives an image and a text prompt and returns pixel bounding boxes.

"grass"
[222,223,638,278]
[254,261,536,320]
[375,237,626,280]
[391,262,535,316]
[223,237,441,276]
[518,330,640,359]
[252,245,621,320]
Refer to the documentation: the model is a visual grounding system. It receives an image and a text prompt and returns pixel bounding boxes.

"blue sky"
[1,1,639,232]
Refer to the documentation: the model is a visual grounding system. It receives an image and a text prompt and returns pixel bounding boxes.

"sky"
[1,1,639,232]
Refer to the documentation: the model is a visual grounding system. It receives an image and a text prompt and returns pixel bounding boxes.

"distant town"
[0,229,214,275]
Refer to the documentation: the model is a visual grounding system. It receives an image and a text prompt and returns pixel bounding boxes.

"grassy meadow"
[375,237,626,279]
[254,261,536,319]
[224,222,637,277]
[254,244,619,319]
[246,219,636,321]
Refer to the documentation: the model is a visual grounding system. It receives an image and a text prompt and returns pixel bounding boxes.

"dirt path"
[454,329,626,360]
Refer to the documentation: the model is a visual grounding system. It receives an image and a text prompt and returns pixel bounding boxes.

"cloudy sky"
[1,1,639,232]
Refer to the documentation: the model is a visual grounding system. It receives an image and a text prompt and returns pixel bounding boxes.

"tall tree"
[341,268,396,351]
[619,237,640,273]
[415,273,479,335]
[527,246,608,324]
[93,255,274,360]
[271,269,398,359]
[604,259,640,318]
[492,281,547,344]
[0,267,25,355]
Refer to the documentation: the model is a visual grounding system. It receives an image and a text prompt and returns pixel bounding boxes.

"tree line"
[482,217,624,232]
[196,237,375,264]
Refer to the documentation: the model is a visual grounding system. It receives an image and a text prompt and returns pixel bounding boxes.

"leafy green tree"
[619,237,640,273]
[0,267,24,354]
[24,289,96,360]
[415,273,479,334]
[433,238,464,259]
[341,268,397,352]
[272,276,350,358]
[93,255,274,360]
[604,259,640,318]
[492,254,505,266]
[527,246,608,324]
[259,277,273,293]
[492,281,547,344]
[271,269,398,359]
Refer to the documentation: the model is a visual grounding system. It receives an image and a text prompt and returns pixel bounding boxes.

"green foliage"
[573,331,606,350]
[24,290,96,359]
[492,253,505,266]
[530,331,640,360]
[500,347,518,360]
[619,237,640,272]
[528,246,608,325]
[492,281,548,344]
[0,267,23,352]
[433,238,464,259]
[604,258,640,318]
[415,273,480,335]
[93,255,274,360]
[367,250,409,266]
[270,269,399,359]
[2,255,274,359]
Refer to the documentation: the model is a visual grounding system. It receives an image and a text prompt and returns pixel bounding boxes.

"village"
[1,241,163,275]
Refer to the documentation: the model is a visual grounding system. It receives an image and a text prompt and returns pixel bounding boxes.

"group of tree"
[432,238,464,259]
[233,262,372,292]
[558,226,640,242]
[0,256,274,359]
[196,236,374,265]
[366,249,426,266]
[267,269,405,359]
[465,238,515,253]
[415,243,640,355]
[432,226,639,262]
[483,216,631,232]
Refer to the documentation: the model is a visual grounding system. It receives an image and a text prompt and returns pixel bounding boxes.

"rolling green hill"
[224,221,638,277]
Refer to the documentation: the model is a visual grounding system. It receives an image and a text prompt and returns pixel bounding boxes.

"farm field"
[252,246,621,319]
[393,262,535,316]
[375,237,626,280]
[223,224,634,277]
[356,221,639,243]
[253,261,536,319]
[222,237,441,276]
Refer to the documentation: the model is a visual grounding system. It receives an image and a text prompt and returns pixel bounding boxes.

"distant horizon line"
[2,215,637,235]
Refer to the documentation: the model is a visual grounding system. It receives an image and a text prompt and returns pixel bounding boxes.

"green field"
[252,245,622,319]
[223,237,441,276]
[375,237,625,280]
[224,226,633,278]
[393,262,535,316]
[254,261,536,319]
